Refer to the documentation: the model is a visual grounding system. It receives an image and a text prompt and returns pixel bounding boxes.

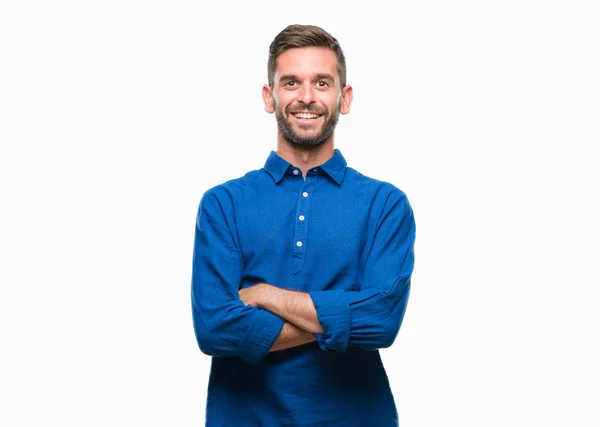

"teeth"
[294,113,319,119]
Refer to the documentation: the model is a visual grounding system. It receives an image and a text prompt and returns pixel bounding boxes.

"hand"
[239,283,269,307]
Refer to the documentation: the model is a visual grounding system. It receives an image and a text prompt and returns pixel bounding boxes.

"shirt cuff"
[237,308,285,364]
[309,289,351,353]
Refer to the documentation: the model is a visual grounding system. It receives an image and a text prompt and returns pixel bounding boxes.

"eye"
[286,81,297,87]
[316,81,328,88]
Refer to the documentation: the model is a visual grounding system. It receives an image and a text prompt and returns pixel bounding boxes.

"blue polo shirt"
[191,149,416,426]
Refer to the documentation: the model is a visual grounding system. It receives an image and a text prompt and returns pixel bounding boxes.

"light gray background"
[1,1,599,426]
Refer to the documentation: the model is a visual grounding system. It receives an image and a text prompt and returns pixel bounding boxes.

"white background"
[1,1,599,426]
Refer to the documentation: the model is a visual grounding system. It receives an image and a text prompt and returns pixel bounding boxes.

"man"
[191,24,416,426]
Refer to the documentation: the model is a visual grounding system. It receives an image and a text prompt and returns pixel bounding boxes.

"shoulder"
[200,169,264,203]
[345,166,410,205]
[346,168,415,237]
[195,168,266,218]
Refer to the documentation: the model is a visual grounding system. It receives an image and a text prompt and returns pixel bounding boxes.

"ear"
[340,85,353,115]
[262,84,274,114]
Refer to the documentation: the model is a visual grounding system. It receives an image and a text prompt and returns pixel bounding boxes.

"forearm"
[269,321,316,352]
[261,285,324,334]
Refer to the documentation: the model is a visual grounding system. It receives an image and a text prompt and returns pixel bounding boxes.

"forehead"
[275,47,338,80]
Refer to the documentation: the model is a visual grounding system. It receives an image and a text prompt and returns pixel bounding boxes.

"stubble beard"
[274,100,340,148]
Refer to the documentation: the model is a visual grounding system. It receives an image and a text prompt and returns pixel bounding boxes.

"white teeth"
[294,113,319,119]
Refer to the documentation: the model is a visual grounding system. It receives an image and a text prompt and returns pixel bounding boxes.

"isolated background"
[1,1,599,426]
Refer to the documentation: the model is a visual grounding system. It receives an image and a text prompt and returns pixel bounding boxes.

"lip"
[291,112,323,124]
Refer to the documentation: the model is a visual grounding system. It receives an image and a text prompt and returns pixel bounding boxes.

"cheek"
[274,99,290,115]
[275,91,293,105]
[321,94,340,111]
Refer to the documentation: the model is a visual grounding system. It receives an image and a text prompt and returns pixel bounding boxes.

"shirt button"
[293,169,299,176]
[302,192,308,197]
[313,169,318,172]
[299,215,305,221]
[296,241,303,247]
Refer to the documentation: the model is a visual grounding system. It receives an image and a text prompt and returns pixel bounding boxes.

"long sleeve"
[191,190,285,364]
[309,188,416,353]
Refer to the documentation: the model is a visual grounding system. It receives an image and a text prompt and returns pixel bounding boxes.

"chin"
[288,133,329,147]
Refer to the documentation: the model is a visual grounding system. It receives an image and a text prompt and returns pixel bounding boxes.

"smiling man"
[266,45,350,149]
[191,24,416,426]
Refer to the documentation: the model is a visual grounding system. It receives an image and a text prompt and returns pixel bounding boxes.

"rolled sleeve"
[309,289,351,353]
[238,309,285,364]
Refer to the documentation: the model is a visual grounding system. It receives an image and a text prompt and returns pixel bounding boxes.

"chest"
[234,182,371,276]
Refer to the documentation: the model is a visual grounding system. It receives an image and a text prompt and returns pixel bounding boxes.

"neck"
[276,134,335,178]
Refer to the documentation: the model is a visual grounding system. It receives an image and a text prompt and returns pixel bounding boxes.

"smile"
[292,112,322,120]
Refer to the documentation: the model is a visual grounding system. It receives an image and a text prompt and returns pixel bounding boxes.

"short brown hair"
[267,24,347,89]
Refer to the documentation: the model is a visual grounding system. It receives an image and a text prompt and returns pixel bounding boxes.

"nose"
[298,83,316,105]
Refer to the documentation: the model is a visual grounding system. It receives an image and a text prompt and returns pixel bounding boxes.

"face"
[263,47,352,148]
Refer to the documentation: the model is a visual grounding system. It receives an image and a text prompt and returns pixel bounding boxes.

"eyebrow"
[315,73,335,82]
[278,73,336,83]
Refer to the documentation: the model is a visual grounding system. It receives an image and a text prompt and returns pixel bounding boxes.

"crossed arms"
[191,188,415,364]
[238,283,322,352]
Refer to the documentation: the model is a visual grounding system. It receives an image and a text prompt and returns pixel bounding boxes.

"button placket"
[291,181,314,274]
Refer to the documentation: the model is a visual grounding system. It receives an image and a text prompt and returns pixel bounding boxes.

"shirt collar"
[263,149,347,185]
